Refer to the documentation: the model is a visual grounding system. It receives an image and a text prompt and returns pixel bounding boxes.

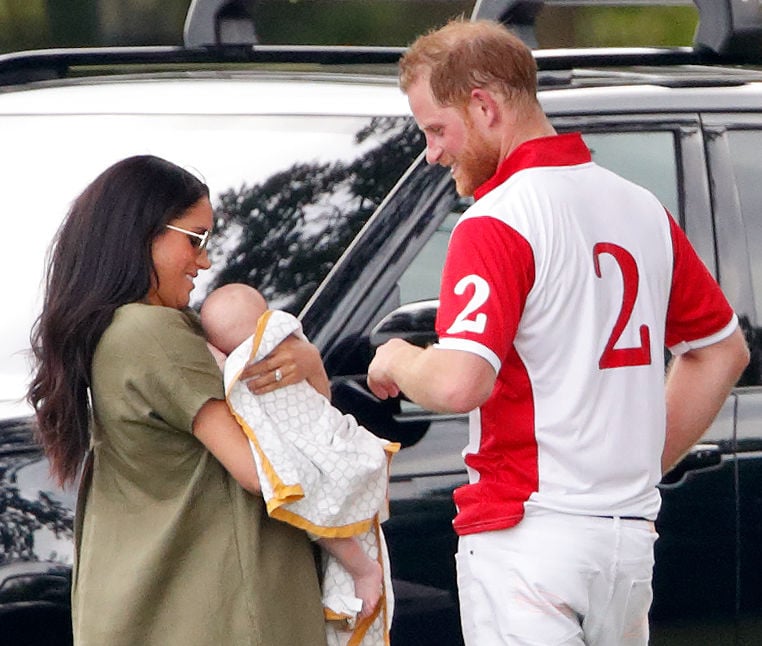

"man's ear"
[468,87,501,127]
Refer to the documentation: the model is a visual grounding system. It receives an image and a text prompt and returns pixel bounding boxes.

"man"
[367,19,750,646]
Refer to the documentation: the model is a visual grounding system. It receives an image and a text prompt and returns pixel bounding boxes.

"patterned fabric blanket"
[224,309,398,646]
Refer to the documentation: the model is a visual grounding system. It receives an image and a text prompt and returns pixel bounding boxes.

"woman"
[27,155,328,646]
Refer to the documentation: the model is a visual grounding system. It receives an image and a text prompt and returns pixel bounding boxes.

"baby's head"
[200,283,268,355]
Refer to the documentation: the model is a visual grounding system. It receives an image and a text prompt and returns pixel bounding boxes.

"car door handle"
[660,443,723,486]
[330,377,431,446]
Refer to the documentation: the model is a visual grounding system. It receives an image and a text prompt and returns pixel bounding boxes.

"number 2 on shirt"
[446,275,489,335]
[593,242,652,369]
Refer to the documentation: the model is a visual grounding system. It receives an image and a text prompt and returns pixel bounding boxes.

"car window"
[0,455,75,566]
[1,109,420,417]
[582,131,680,217]
[726,129,762,323]
[397,202,468,305]
[394,129,680,309]
[206,116,421,313]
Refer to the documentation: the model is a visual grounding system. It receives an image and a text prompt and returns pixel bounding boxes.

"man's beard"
[452,127,500,197]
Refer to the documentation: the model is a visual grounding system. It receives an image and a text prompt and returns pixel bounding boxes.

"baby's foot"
[353,559,383,619]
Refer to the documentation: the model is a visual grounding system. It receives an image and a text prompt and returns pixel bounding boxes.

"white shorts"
[456,512,658,646]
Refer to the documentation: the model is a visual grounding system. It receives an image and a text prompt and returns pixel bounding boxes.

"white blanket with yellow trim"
[224,309,397,646]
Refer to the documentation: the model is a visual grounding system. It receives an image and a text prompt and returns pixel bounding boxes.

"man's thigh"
[455,514,656,646]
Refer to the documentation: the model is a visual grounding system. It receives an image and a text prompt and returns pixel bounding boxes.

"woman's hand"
[241,334,331,399]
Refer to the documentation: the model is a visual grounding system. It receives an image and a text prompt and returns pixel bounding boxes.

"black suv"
[2,1,762,644]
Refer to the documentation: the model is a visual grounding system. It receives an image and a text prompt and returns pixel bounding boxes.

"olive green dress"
[72,303,326,646]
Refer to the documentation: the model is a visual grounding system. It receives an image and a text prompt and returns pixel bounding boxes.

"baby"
[200,283,396,635]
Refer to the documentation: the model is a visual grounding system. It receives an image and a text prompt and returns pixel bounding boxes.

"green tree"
[0,0,50,52]
[1,1,700,54]
[247,0,471,46]
[577,6,697,47]
[208,116,424,313]
[45,0,98,47]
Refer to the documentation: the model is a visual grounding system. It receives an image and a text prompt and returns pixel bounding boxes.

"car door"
[302,113,741,646]
[301,156,468,646]
[565,116,740,646]
[702,114,762,646]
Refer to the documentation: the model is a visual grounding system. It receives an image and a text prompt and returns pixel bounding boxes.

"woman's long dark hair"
[27,155,210,486]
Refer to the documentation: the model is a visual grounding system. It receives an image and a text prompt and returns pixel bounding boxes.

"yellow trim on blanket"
[228,402,305,505]
[272,507,376,538]
[250,309,272,358]
[346,519,391,646]
[223,309,273,398]
[225,309,308,507]
[325,609,355,625]
[384,443,400,456]
[266,436,400,537]
[322,518,392,645]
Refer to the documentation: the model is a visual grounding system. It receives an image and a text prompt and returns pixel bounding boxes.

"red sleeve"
[665,211,735,349]
[436,216,535,362]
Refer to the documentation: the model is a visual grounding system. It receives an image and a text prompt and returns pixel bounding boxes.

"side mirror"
[369,300,439,350]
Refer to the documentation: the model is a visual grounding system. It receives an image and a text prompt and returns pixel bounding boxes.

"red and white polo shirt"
[435,132,737,536]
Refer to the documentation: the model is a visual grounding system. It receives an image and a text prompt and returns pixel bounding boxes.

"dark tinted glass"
[726,129,762,386]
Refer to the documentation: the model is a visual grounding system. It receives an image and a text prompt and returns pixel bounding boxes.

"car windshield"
[0,78,421,418]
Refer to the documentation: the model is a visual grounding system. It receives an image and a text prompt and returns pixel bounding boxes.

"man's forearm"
[368,339,495,413]
[663,327,749,473]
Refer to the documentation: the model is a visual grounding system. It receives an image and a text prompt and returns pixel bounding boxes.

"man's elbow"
[733,335,751,379]
[725,326,751,378]
[434,379,493,414]
[416,349,496,413]
[692,326,751,386]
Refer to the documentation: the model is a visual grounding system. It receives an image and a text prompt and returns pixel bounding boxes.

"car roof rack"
[693,0,762,58]
[184,0,259,48]
[471,0,544,48]
[0,0,406,87]
[1,0,760,89]
[472,0,762,60]
[0,45,406,88]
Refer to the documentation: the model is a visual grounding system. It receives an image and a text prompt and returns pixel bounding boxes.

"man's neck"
[498,105,557,162]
